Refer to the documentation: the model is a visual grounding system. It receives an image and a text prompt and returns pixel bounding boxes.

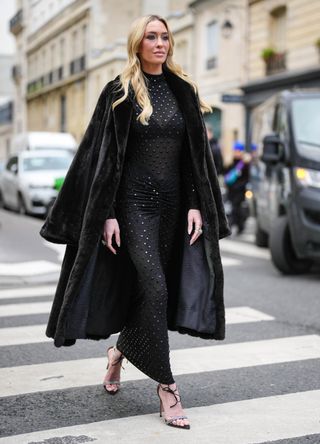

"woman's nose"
[156,37,164,46]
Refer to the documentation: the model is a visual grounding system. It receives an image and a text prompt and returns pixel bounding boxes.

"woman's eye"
[146,35,169,41]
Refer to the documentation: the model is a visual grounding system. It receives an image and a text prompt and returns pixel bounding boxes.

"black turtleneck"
[107,70,200,218]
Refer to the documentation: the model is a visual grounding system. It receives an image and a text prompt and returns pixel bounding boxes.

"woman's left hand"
[187,209,203,245]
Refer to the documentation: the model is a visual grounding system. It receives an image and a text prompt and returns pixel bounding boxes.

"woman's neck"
[141,63,163,75]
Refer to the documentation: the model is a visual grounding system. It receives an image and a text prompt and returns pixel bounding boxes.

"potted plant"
[261,47,276,62]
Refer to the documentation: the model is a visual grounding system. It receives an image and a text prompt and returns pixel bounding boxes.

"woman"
[40,14,230,431]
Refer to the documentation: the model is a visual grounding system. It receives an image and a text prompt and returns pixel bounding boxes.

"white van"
[12,131,77,154]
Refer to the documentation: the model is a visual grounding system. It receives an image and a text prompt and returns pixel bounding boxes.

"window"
[60,94,66,132]
[206,21,219,69]
[82,24,87,55]
[72,29,78,58]
[51,43,55,71]
[22,154,73,172]
[270,6,287,53]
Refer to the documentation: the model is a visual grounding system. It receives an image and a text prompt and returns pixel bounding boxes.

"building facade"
[190,0,248,163]
[242,0,320,145]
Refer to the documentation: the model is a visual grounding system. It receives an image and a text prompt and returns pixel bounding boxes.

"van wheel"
[270,216,313,274]
[17,194,27,215]
[255,221,269,248]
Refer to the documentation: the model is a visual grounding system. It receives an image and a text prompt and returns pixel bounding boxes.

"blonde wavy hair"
[112,14,212,125]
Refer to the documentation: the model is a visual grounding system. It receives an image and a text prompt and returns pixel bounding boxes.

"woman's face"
[138,20,170,69]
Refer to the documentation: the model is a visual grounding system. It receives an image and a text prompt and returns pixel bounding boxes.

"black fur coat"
[40,65,231,347]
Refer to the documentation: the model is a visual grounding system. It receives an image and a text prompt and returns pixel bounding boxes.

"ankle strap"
[160,384,181,408]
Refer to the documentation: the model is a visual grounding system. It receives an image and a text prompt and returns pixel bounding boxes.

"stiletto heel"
[156,383,190,429]
[103,346,125,395]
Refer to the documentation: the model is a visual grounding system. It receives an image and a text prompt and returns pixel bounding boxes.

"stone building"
[10,0,195,143]
[0,2,16,161]
[189,0,248,163]
[242,0,320,145]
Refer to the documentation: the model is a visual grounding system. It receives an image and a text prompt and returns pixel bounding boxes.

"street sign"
[221,94,244,103]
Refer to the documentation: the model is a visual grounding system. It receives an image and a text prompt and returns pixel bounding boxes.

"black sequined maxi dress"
[107,71,200,384]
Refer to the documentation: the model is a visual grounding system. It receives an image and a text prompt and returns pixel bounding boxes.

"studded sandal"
[103,346,125,395]
[157,383,190,429]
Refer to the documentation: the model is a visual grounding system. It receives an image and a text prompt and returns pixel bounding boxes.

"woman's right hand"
[103,218,121,254]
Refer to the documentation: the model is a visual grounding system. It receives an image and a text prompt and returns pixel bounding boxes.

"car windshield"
[23,155,73,171]
[291,97,320,162]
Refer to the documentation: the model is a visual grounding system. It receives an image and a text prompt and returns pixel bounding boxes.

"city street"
[0,208,320,443]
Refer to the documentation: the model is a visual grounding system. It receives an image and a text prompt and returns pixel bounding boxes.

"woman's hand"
[102,218,121,254]
[187,209,203,245]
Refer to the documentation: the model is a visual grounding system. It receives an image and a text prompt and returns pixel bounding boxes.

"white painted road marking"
[0,301,51,317]
[1,335,319,397]
[0,261,60,276]
[0,306,274,346]
[221,257,242,266]
[0,324,49,346]
[1,390,320,444]
[226,306,274,323]
[220,239,271,260]
[0,285,56,300]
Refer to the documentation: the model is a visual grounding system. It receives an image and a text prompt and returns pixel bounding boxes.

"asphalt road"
[0,208,319,443]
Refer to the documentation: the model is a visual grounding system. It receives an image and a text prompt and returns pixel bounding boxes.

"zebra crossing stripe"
[1,335,319,397]
[220,238,271,259]
[0,285,56,300]
[0,301,52,317]
[3,302,264,319]
[1,389,320,444]
[0,324,49,346]
[0,307,274,346]
[0,261,61,276]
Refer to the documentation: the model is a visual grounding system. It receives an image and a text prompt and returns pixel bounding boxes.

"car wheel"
[17,194,28,215]
[255,220,269,248]
[270,215,313,274]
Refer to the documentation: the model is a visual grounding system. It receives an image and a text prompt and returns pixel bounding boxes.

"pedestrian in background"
[40,14,230,431]
[224,142,251,234]
[205,123,224,176]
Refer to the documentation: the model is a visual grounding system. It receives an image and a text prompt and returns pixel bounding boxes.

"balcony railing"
[206,56,217,70]
[265,52,286,76]
[70,55,86,75]
[26,62,80,96]
[10,9,23,35]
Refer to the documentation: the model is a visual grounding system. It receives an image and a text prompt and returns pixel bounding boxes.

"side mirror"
[261,134,284,164]
[10,163,18,174]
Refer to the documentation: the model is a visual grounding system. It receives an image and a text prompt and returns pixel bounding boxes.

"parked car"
[0,149,74,216]
[12,131,77,154]
[250,89,320,274]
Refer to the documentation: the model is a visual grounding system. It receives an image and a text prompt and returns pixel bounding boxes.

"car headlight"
[295,168,320,188]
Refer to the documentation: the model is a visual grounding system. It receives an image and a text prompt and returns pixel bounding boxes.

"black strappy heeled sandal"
[103,346,125,395]
[157,383,190,429]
